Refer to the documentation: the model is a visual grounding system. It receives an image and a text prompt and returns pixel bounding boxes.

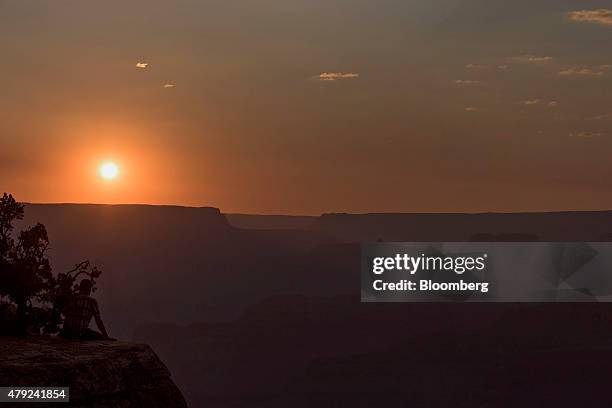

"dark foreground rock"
[0,336,187,408]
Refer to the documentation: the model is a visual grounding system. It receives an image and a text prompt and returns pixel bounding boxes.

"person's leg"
[80,328,106,340]
[58,329,77,340]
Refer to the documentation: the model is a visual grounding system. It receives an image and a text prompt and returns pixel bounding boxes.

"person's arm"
[92,300,110,339]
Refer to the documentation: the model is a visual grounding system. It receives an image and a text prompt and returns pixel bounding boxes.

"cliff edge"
[0,336,187,407]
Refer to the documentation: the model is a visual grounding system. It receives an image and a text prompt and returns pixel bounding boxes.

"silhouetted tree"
[0,193,23,261]
[0,193,102,335]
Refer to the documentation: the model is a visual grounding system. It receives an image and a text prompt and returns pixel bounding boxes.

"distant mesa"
[226,213,315,230]
[313,211,612,241]
[470,233,541,242]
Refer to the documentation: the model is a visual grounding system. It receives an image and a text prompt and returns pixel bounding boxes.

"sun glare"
[100,162,119,180]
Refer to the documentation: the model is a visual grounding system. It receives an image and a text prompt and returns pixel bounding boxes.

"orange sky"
[1,1,612,214]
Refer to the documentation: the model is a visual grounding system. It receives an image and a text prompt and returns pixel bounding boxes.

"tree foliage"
[0,193,102,335]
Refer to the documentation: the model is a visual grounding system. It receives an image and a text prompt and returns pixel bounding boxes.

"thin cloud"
[498,65,509,70]
[512,55,553,63]
[163,83,175,88]
[568,9,612,26]
[548,101,559,107]
[569,131,605,138]
[464,107,477,112]
[591,112,612,120]
[465,64,486,69]
[454,80,480,85]
[317,72,359,81]
[522,99,541,105]
[136,62,149,68]
[559,67,604,76]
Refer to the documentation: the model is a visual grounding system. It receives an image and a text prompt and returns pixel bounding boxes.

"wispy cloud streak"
[317,72,359,81]
[569,9,612,26]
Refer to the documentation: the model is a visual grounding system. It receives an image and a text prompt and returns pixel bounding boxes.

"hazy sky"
[1,0,611,214]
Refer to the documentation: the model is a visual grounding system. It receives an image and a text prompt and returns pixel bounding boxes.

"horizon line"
[22,202,612,217]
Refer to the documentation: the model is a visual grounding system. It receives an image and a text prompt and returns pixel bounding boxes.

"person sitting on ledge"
[60,279,111,341]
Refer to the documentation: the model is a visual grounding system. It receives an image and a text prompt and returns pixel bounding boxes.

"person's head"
[78,279,93,296]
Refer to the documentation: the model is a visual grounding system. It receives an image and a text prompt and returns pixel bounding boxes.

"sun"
[99,162,119,180]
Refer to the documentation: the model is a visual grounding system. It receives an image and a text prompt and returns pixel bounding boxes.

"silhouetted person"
[60,279,110,340]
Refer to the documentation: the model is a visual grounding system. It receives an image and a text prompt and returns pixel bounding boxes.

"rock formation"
[0,336,187,407]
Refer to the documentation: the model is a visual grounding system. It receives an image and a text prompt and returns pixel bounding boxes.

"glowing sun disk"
[100,162,119,180]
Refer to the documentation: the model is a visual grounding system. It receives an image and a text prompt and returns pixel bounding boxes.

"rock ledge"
[0,336,187,407]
